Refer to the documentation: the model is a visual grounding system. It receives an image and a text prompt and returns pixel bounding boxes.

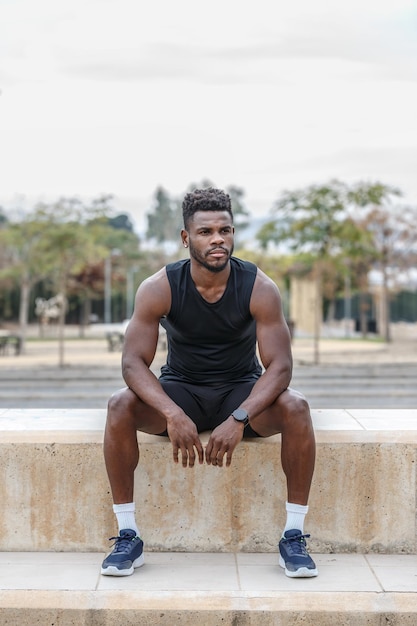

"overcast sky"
[0,0,416,232]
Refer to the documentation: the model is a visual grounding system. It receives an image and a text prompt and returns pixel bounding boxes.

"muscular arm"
[122,269,174,414]
[205,269,292,467]
[239,268,293,419]
[122,268,204,466]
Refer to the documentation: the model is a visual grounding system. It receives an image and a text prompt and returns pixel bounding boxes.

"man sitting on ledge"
[101,187,318,579]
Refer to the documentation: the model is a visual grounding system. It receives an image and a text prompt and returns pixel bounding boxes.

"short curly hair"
[182,187,233,229]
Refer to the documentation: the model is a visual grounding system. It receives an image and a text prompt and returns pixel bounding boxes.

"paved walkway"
[2,550,416,594]
[1,552,416,624]
[0,332,416,369]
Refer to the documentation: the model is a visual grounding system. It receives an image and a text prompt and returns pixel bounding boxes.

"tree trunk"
[359,292,368,338]
[381,267,391,342]
[344,271,352,338]
[57,287,67,368]
[79,296,92,338]
[18,279,31,354]
[325,299,336,323]
[313,268,322,365]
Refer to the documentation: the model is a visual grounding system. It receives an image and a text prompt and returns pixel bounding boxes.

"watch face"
[232,409,249,423]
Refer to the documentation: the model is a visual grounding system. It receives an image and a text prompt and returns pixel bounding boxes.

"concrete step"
[2,363,417,408]
[1,552,416,625]
[1,408,417,554]
[2,376,415,390]
[1,362,417,381]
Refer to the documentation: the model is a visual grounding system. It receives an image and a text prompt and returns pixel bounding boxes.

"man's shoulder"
[140,267,170,295]
[231,256,258,274]
[166,259,190,274]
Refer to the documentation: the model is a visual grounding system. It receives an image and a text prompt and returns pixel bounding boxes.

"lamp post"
[104,249,121,324]
[343,259,352,338]
[104,256,111,324]
[344,272,352,338]
[126,266,139,320]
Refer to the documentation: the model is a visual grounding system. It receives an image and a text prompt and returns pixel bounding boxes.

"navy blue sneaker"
[101,529,144,576]
[279,529,318,578]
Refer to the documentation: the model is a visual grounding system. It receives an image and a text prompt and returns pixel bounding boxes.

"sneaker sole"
[101,554,145,576]
[279,555,318,578]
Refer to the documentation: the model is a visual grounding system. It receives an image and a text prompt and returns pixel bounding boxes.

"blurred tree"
[0,195,140,361]
[145,181,250,248]
[226,185,250,245]
[108,213,135,232]
[257,180,367,362]
[30,197,110,365]
[348,182,405,341]
[146,186,180,243]
[0,207,54,350]
[69,199,141,329]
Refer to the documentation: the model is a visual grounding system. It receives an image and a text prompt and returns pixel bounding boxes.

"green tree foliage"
[257,179,368,295]
[347,181,402,209]
[257,180,349,254]
[256,179,415,347]
[0,206,56,346]
[226,185,250,244]
[25,198,111,364]
[108,213,135,232]
[145,181,251,246]
[146,186,181,243]
[64,200,142,330]
[0,196,141,362]
[256,180,372,361]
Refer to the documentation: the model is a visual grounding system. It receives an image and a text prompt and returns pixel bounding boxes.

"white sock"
[113,502,140,536]
[283,501,309,536]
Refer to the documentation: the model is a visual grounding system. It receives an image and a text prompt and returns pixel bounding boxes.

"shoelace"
[108,533,138,553]
[281,533,311,556]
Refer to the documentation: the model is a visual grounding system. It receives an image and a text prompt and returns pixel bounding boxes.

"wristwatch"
[231,408,249,427]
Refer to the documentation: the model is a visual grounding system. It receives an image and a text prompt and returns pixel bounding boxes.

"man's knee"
[107,388,136,422]
[276,389,312,431]
[277,387,308,411]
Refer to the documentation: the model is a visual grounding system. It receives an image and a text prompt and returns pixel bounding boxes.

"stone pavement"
[1,552,416,625]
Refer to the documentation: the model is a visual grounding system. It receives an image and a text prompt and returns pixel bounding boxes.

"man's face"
[183,211,234,273]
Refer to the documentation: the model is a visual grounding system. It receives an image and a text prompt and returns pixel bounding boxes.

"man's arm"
[122,268,173,412]
[122,268,204,467]
[205,269,292,466]
[238,268,293,419]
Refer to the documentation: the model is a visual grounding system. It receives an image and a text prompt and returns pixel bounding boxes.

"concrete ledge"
[0,408,416,553]
[1,552,417,625]
[2,591,417,626]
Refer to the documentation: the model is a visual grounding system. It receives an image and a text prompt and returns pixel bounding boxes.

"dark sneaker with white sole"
[279,529,318,578]
[101,529,144,576]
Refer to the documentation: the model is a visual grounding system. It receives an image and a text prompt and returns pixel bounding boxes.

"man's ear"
[181,229,189,248]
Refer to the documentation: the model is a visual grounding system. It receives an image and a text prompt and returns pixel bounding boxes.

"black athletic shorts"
[157,378,261,438]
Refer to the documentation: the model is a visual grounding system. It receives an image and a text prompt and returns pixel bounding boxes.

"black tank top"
[160,257,262,384]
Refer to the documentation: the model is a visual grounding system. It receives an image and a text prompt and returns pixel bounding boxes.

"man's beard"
[188,241,233,273]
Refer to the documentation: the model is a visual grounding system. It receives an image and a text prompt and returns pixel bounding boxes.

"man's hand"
[167,415,204,468]
[205,417,244,467]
